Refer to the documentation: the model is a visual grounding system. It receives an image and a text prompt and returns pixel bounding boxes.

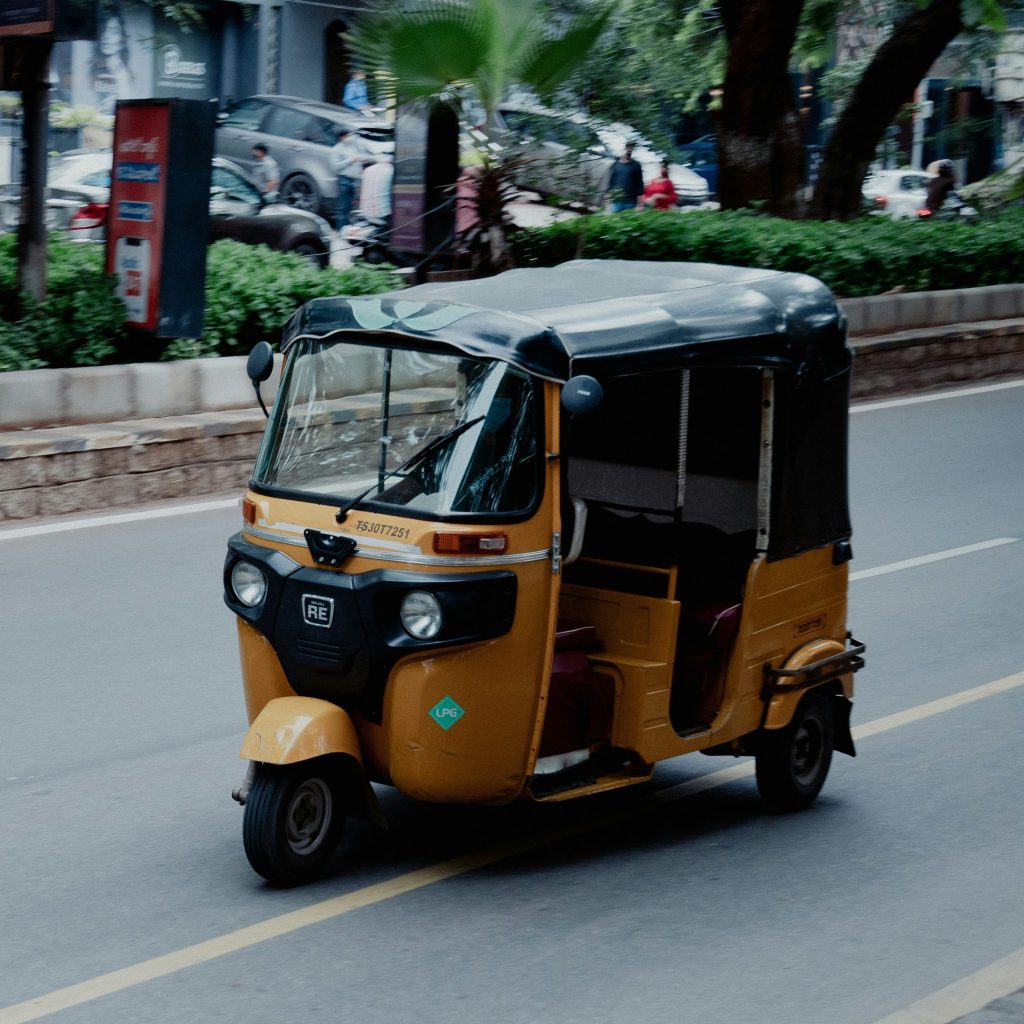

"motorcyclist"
[925,159,956,213]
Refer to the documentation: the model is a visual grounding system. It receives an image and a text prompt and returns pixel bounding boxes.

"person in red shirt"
[642,161,678,211]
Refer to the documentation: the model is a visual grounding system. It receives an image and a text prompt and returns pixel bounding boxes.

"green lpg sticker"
[429,696,465,731]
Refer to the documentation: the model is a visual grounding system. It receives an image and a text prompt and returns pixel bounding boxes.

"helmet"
[936,158,955,177]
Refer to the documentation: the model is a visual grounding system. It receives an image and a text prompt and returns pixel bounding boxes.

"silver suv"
[215,95,394,221]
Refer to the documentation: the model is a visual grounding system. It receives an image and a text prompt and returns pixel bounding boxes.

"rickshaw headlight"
[230,561,267,607]
[400,590,443,640]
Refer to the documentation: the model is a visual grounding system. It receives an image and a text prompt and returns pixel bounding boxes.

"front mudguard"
[241,695,363,765]
[239,696,386,827]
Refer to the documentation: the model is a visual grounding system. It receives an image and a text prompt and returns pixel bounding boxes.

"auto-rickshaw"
[224,259,865,886]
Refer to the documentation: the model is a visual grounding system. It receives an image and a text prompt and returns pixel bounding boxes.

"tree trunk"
[718,0,805,217]
[810,0,963,220]
[17,39,51,302]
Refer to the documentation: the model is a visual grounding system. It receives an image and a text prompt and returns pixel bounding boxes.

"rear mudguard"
[762,638,859,757]
[240,696,386,827]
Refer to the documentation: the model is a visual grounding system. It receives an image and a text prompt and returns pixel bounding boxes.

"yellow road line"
[870,946,1024,1024]
[2,671,1023,1024]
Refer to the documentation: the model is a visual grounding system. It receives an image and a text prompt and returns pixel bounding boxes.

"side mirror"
[247,341,275,418]
[561,375,603,416]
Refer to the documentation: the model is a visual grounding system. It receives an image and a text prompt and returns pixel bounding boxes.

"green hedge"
[0,235,401,372]
[511,208,1024,298]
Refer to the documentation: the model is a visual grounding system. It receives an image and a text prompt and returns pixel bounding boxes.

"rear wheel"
[279,174,320,213]
[289,240,327,268]
[242,761,345,886]
[755,693,834,812]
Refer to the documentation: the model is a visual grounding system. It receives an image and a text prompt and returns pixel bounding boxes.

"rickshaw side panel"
[739,545,852,731]
[383,559,558,803]
[558,582,682,763]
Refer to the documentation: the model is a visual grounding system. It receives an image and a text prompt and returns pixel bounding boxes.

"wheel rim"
[285,778,333,855]
[791,716,824,786]
[283,180,316,212]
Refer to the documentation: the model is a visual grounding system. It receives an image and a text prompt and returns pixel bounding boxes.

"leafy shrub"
[0,233,127,371]
[511,207,1024,297]
[0,236,401,371]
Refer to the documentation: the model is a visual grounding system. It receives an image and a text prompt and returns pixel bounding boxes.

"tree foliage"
[349,0,610,128]
[568,0,1017,218]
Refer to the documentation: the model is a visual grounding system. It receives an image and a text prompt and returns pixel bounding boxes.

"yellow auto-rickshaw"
[224,260,865,886]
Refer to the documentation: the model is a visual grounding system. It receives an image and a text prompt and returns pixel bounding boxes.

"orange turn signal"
[433,532,508,554]
[242,497,257,524]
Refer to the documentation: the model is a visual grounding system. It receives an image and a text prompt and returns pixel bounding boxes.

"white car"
[861,169,933,218]
[595,123,710,206]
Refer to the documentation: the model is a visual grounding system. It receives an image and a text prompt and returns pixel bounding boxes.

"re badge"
[301,594,334,628]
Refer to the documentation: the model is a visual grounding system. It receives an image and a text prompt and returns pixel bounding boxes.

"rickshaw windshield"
[252,338,542,517]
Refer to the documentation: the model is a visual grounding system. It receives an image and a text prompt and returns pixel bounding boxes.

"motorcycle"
[339,209,399,264]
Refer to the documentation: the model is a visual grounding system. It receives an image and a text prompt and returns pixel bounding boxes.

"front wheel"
[755,693,835,812]
[242,761,345,886]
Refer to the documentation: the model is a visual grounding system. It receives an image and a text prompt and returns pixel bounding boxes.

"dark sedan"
[0,150,334,267]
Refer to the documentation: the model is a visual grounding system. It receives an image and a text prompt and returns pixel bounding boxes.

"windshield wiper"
[335,415,485,523]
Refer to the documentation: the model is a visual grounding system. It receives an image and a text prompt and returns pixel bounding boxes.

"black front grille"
[297,637,344,662]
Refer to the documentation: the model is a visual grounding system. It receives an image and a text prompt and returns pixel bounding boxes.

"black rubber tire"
[279,174,320,213]
[242,761,345,887]
[289,240,328,268]
[755,692,835,812]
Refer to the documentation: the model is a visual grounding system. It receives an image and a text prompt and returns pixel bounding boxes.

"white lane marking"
[0,499,239,541]
[870,945,1024,1024]
[851,538,1019,581]
[852,379,1024,412]
[2,670,1023,1024]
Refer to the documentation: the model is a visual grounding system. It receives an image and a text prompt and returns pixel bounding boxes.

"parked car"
[861,169,933,218]
[481,104,709,207]
[0,149,334,267]
[677,134,718,196]
[594,123,709,206]
[487,103,613,203]
[215,95,394,220]
[0,149,111,234]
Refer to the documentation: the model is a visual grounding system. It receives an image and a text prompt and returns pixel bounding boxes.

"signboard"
[0,0,94,39]
[0,0,53,38]
[106,99,214,338]
[107,102,169,331]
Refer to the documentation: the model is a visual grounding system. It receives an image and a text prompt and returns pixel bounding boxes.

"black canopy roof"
[282,260,848,382]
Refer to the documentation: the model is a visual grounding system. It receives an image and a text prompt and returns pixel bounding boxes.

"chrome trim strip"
[243,524,551,568]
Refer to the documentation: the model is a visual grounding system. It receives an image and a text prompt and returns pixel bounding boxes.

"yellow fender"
[762,638,852,731]
[240,695,363,766]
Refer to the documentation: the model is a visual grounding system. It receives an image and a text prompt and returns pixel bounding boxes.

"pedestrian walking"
[250,143,280,196]
[331,128,371,231]
[605,141,644,212]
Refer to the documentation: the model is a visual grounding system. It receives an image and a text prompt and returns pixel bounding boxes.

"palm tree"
[348,0,610,272]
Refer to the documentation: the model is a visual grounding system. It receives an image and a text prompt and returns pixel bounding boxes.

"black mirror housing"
[247,341,275,385]
[561,375,603,416]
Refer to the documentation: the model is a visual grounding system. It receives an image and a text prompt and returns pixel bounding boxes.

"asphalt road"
[1,380,1022,1024]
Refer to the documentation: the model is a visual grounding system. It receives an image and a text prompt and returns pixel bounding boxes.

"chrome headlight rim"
[230,560,268,608]
[400,590,443,640]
